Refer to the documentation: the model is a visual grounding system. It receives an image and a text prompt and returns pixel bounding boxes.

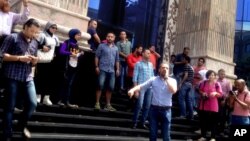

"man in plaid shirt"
[0,18,40,141]
[132,48,154,129]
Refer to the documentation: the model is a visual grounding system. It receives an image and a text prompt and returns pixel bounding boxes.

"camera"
[202,94,209,100]
[229,90,237,96]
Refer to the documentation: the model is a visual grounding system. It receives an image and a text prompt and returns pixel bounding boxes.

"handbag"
[37,36,57,63]
[37,47,55,63]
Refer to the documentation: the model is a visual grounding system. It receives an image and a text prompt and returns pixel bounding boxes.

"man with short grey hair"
[128,63,177,141]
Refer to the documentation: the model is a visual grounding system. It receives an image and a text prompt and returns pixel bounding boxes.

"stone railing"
[36,0,88,16]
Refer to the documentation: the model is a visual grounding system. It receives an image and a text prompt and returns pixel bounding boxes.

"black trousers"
[199,110,219,138]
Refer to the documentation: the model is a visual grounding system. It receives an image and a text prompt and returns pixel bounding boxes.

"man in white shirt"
[198,69,208,81]
[0,0,29,39]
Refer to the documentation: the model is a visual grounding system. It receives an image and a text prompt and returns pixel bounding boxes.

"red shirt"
[127,53,142,77]
[149,53,157,70]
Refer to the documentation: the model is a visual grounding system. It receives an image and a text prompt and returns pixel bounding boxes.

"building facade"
[234,0,250,85]
[88,0,237,79]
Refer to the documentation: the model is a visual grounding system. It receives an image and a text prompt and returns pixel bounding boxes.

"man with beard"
[0,18,40,141]
[128,63,177,141]
[94,32,119,111]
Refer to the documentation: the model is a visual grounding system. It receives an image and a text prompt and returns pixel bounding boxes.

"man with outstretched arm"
[128,63,177,141]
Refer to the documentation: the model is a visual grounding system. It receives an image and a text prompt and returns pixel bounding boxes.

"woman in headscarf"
[57,28,83,108]
[35,21,60,105]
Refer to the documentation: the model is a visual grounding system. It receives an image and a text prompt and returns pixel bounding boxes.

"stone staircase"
[0,51,229,141]
[0,90,202,141]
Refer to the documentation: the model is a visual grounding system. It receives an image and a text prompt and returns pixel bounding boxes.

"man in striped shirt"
[177,55,194,119]
[132,48,154,129]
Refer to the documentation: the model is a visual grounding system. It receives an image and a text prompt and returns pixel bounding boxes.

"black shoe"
[2,137,11,141]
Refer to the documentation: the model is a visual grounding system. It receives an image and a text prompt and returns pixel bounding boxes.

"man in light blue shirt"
[94,32,119,111]
[132,48,154,129]
[128,63,177,141]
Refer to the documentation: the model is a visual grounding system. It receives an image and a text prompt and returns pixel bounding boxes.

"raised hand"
[22,0,29,7]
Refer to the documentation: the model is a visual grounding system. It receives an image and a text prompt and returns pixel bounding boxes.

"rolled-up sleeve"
[12,7,30,25]
[140,77,155,92]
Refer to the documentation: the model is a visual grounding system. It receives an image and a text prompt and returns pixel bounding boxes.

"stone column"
[10,0,91,50]
[173,0,237,79]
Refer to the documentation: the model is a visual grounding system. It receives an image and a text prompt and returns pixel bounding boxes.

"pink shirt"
[217,78,232,98]
[199,80,222,112]
[232,90,250,117]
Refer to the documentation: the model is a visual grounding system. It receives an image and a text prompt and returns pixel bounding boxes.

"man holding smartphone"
[1,18,40,141]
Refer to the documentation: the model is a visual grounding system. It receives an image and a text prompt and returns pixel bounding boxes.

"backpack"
[53,40,70,72]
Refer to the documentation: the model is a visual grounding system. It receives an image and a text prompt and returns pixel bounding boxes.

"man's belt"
[151,105,171,110]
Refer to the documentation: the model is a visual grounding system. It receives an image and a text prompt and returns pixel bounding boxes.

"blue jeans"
[133,88,152,125]
[192,86,200,111]
[98,70,115,91]
[149,106,172,141]
[178,82,193,118]
[231,115,249,125]
[3,79,37,138]
[119,61,127,89]
[173,73,182,86]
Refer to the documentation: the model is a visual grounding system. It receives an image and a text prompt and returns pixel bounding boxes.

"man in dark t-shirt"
[173,47,190,85]
[87,19,101,51]
[177,55,194,119]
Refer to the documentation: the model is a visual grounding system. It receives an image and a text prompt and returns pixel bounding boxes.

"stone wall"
[174,0,237,78]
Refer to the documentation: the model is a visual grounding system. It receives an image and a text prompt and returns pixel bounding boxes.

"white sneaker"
[23,127,31,138]
[210,138,216,141]
[195,129,201,134]
[197,137,206,141]
[37,94,41,103]
[14,107,23,112]
[43,95,53,106]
